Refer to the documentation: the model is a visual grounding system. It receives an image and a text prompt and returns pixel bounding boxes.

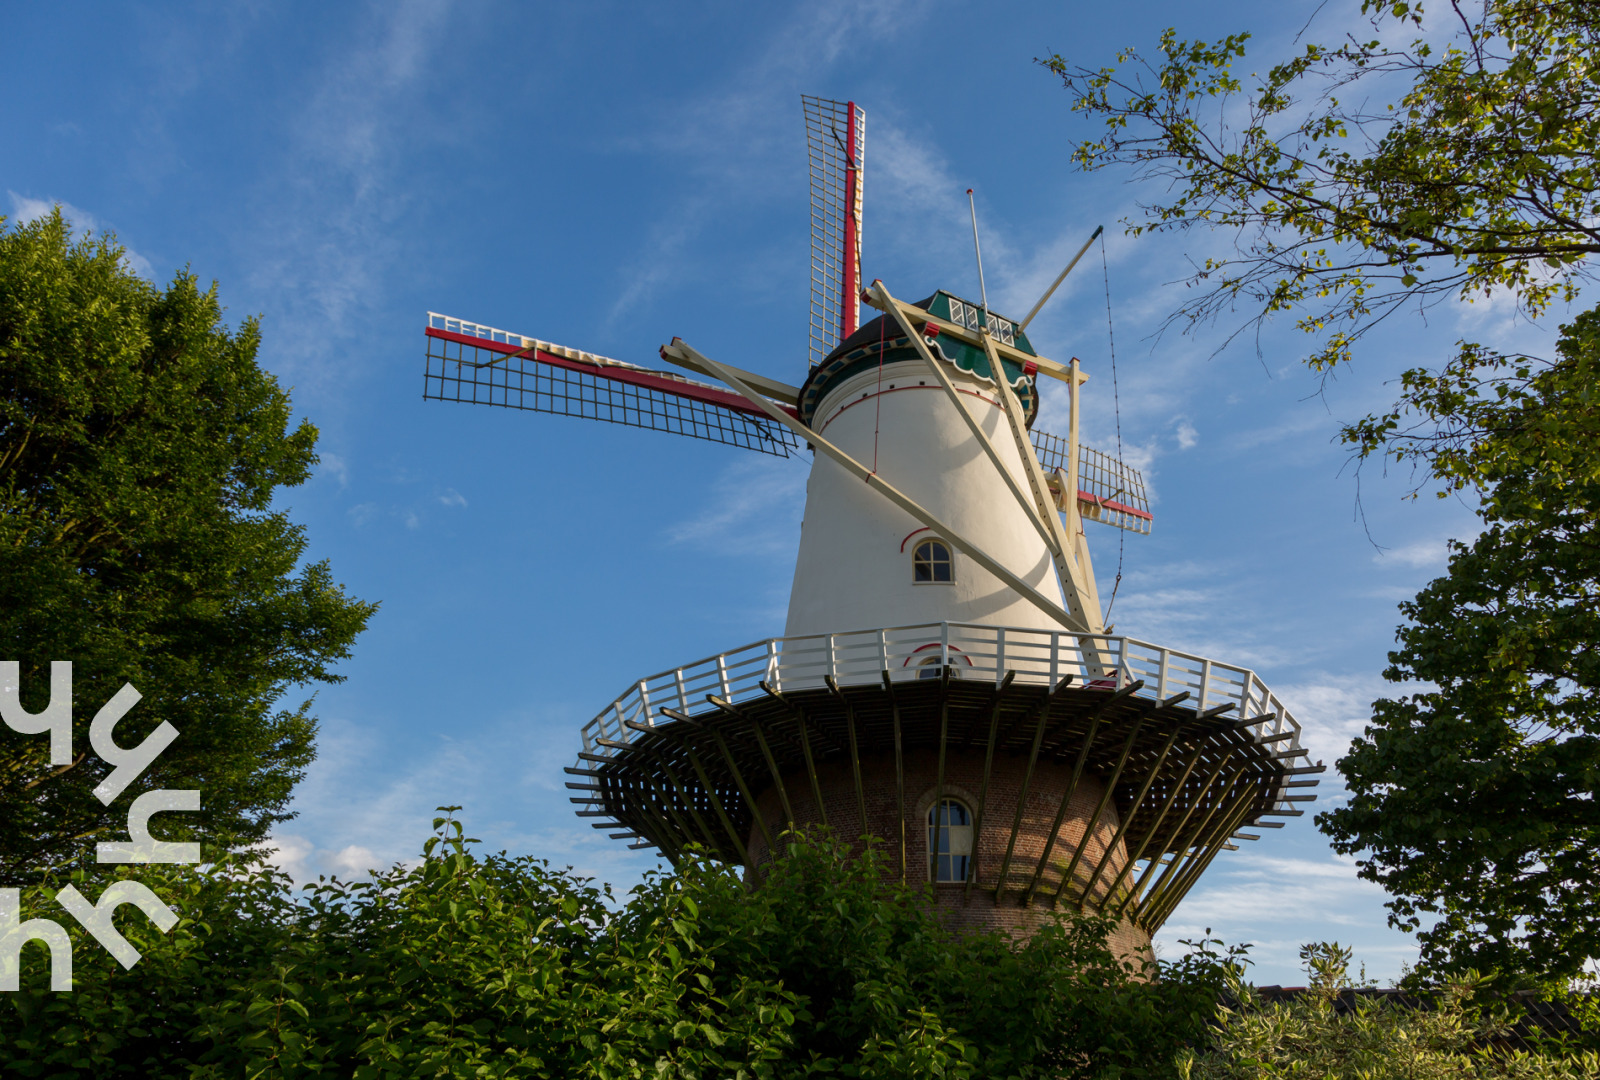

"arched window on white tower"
[927,799,972,882]
[912,539,953,583]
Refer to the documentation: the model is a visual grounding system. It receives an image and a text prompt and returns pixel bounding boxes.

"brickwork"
[743,748,1152,959]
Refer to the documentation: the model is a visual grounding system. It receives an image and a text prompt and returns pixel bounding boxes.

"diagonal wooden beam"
[1018,680,1144,904]
[643,712,765,861]
[825,676,869,841]
[883,670,907,883]
[929,666,952,884]
[993,675,1078,904]
[859,287,1082,386]
[669,339,1081,631]
[706,695,795,835]
[1077,722,1184,910]
[646,710,776,856]
[1040,697,1168,908]
[1144,787,1261,930]
[760,682,829,829]
[680,742,750,864]
[965,671,1016,901]
[975,323,1102,637]
[1112,755,1236,922]
[620,745,722,857]
[628,766,691,864]
[873,284,1062,561]
[1099,746,1211,918]
[1152,791,1262,926]
[1135,768,1251,924]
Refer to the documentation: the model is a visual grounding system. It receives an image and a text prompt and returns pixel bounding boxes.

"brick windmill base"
[570,623,1316,951]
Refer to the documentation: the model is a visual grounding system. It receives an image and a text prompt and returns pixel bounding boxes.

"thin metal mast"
[966,188,989,318]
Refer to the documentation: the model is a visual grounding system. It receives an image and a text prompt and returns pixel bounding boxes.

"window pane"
[927,800,973,881]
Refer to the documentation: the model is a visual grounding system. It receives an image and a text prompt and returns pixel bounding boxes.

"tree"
[1321,312,1600,981]
[0,820,1243,1079]
[0,210,376,882]
[1050,0,1600,371]
[1050,1,1600,978]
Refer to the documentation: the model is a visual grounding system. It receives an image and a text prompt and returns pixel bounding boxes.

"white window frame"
[911,538,954,585]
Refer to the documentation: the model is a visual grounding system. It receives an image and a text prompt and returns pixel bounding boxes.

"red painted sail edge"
[1076,491,1154,522]
[425,326,799,420]
[842,100,860,339]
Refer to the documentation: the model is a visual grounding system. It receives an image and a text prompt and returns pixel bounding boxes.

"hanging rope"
[1100,231,1126,623]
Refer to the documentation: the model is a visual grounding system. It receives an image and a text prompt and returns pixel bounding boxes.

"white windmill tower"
[423,97,1320,950]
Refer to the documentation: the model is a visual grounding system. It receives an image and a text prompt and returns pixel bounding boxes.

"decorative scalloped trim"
[928,334,1031,392]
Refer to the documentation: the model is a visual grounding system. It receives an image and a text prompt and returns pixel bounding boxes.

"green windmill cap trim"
[798,291,1040,427]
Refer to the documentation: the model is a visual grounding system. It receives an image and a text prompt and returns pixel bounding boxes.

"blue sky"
[5,1,1552,984]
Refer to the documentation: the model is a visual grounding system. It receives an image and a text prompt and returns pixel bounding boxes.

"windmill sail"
[424,314,802,458]
[803,96,865,369]
[1031,428,1153,534]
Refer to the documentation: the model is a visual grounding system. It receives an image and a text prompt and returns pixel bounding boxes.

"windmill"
[422,97,1320,946]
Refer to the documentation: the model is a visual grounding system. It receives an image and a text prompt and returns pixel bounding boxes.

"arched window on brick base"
[927,799,972,883]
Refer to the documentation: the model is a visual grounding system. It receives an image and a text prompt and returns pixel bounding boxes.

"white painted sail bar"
[577,621,1310,780]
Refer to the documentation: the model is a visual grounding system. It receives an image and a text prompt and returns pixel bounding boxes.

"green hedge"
[1,814,1233,1078]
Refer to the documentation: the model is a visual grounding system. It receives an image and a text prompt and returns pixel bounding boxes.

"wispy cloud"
[1157,851,1420,982]
[267,702,664,889]
[1274,671,1392,769]
[241,0,454,401]
[1372,536,1449,569]
[665,454,808,557]
[598,0,913,329]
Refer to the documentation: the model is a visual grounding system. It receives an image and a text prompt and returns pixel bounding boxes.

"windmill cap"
[796,290,1040,428]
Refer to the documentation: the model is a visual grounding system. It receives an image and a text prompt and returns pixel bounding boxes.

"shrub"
[2,814,1241,1078]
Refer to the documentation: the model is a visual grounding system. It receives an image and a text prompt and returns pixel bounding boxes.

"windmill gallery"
[419,97,1320,955]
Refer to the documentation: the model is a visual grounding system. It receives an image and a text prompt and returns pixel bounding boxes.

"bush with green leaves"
[1180,944,1600,1080]
[1,815,1241,1079]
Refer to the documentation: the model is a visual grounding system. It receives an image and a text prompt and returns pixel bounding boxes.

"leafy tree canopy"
[1050,1,1600,981]
[1321,311,1600,980]
[0,823,1242,1079]
[0,209,376,882]
[1051,0,1600,370]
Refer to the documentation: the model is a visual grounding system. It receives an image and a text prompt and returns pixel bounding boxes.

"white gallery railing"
[577,622,1306,763]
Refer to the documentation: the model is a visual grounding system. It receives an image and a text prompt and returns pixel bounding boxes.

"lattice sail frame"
[424,313,802,458]
[1031,429,1153,534]
[803,95,865,368]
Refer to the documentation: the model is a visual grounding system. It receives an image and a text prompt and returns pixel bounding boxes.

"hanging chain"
[1100,232,1126,623]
